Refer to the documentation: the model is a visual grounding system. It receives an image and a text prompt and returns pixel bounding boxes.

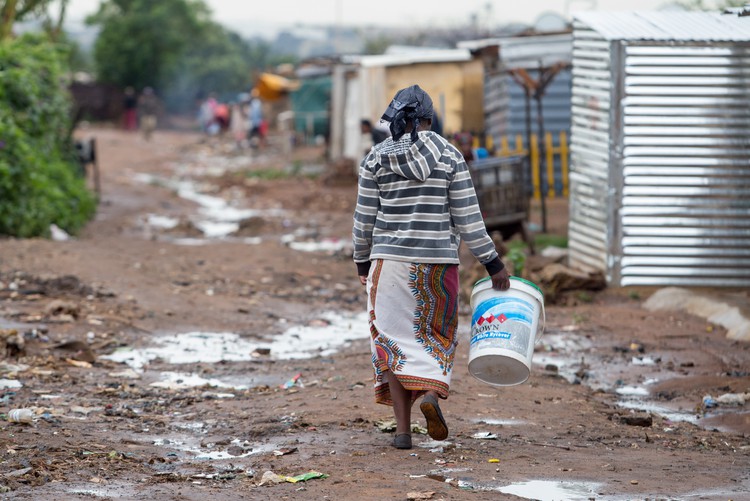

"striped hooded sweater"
[352,131,503,277]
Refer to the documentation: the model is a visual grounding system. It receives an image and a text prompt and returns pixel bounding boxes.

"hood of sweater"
[373,131,448,182]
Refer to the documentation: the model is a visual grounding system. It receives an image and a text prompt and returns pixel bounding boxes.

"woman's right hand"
[359,275,367,286]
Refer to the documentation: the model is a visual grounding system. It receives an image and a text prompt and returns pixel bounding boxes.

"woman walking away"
[352,84,510,450]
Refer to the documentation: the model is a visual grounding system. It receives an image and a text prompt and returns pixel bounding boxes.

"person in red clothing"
[123,87,137,131]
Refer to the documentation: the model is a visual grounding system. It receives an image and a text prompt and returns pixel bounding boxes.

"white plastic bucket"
[468,276,545,386]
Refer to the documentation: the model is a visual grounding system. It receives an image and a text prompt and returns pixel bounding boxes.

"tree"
[87,0,208,95]
[0,0,60,40]
[0,34,96,237]
[86,0,290,113]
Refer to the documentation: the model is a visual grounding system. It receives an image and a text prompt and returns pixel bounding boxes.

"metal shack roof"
[573,10,750,42]
[458,33,573,68]
[342,48,472,68]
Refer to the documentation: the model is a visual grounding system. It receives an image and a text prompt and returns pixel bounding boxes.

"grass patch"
[506,233,568,252]
[244,168,293,180]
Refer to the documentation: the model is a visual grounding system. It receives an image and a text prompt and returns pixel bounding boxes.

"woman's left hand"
[359,275,367,286]
[491,268,511,291]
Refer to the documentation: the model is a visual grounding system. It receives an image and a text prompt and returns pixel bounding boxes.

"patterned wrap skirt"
[366,259,459,406]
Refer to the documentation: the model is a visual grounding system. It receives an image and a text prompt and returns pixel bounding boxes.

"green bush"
[0,34,95,238]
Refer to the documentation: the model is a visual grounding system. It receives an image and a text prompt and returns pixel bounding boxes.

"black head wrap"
[380,84,434,143]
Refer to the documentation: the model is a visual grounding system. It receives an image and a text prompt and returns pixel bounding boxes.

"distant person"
[453,131,475,163]
[123,86,137,131]
[199,92,219,135]
[230,93,250,149]
[352,84,510,450]
[247,88,265,147]
[138,87,159,141]
[360,119,388,154]
[214,101,230,133]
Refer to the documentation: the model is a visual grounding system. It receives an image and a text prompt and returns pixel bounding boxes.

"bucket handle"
[534,304,546,344]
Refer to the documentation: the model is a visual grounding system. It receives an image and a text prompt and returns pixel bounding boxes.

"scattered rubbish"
[375,419,428,435]
[7,408,33,424]
[6,467,32,477]
[273,447,298,456]
[149,371,246,390]
[472,432,498,440]
[0,379,22,390]
[716,392,748,406]
[488,458,500,463]
[281,373,302,389]
[258,470,328,486]
[631,356,658,366]
[66,358,93,369]
[0,362,29,374]
[702,395,718,409]
[703,393,749,409]
[108,369,141,379]
[71,406,102,416]
[145,214,179,229]
[45,301,81,320]
[629,342,645,353]
[50,224,71,241]
[286,471,328,483]
[474,417,525,426]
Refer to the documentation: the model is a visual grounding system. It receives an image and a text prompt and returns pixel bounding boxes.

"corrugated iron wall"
[617,42,750,287]
[570,19,750,287]
[483,34,573,196]
[568,21,612,278]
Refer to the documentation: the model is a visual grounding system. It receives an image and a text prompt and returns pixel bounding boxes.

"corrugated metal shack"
[459,34,573,195]
[569,10,750,287]
[460,34,573,141]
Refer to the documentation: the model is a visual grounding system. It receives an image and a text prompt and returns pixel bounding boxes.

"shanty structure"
[569,10,750,287]
[459,33,573,197]
[459,33,573,145]
[329,48,484,161]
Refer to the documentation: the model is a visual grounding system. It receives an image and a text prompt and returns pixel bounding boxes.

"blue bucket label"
[471,296,534,357]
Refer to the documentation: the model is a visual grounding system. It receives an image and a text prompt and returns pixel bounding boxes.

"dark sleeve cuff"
[484,256,505,276]
[356,261,372,276]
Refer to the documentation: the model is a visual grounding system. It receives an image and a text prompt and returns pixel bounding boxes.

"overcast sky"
[66,0,679,35]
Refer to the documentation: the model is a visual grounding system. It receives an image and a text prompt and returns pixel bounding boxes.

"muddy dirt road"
[1,127,748,500]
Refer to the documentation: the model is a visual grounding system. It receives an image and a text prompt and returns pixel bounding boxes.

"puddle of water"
[288,238,349,253]
[103,311,369,370]
[474,418,527,426]
[67,486,130,498]
[615,385,649,397]
[171,237,209,246]
[535,329,749,433]
[265,311,369,359]
[145,214,179,229]
[135,174,284,240]
[149,371,245,391]
[631,356,657,366]
[497,480,601,500]
[152,434,276,461]
[194,220,239,238]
